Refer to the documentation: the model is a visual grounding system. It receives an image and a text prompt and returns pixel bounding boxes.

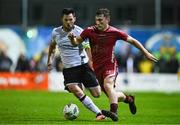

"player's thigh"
[89,85,101,98]
[104,76,115,85]
[67,84,84,98]
[103,76,116,91]
[63,66,81,85]
[81,65,99,88]
[103,65,118,90]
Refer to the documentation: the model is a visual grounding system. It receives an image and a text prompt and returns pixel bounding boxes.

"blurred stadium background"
[0,0,180,124]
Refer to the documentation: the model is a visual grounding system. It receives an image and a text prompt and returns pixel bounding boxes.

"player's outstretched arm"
[47,41,56,72]
[68,32,84,46]
[85,48,94,70]
[126,36,158,62]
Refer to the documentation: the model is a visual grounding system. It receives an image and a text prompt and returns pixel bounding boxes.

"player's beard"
[95,24,105,31]
[64,24,74,32]
[95,25,102,31]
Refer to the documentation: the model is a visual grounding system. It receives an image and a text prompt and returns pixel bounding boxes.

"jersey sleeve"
[82,39,90,49]
[76,26,90,49]
[51,28,57,43]
[116,30,128,41]
[80,28,90,40]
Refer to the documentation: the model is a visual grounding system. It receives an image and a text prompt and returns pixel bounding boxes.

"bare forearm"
[127,36,158,62]
[70,37,79,46]
[127,37,148,54]
[47,43,55,64]
[85,48,94,70]
[85,48,92,61]
[68,33,84,46]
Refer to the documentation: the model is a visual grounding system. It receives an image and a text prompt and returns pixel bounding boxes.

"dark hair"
[61,8,75,17]
[96,8,110,18]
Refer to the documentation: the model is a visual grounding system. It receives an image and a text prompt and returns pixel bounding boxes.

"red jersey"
[80,26,128,69]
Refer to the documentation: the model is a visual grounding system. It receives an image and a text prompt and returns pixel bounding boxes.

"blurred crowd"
[0,31,180,74]
[0,48,63,73]
[116,49,179,74]
[115,34,180,74]
[0,45,179,74]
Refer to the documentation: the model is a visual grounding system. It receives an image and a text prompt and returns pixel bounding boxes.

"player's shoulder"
[74,25,83,32]
[83,26,95,32]
[87,26,95,30]
[109,26,119,32]
[52,26,62,35]
[109,26,126,34]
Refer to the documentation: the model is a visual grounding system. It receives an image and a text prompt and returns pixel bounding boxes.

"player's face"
[62,13,76,31]
[95,14,109,31]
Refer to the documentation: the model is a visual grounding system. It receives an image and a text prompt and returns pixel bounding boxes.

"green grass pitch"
[0,90,180,124]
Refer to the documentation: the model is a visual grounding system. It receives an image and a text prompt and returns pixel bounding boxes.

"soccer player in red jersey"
[68,8,158,121]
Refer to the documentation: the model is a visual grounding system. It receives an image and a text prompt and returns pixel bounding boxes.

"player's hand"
[88,60,94,71]
[47,63,53,72]
[145,52,158,62]
[68,32,75,41]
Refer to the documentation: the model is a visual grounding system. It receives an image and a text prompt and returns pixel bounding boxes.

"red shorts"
[94,63,118,91]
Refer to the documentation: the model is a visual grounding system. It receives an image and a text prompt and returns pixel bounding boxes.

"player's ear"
[61,14,64,20]
[107,17,110,23]
[74,16,76,22]
[61,16,64,23]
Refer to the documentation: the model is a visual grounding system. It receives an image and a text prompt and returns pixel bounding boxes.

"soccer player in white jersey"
[47,8,105,120]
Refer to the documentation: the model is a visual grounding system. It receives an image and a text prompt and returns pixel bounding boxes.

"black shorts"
[62,63,99,89]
